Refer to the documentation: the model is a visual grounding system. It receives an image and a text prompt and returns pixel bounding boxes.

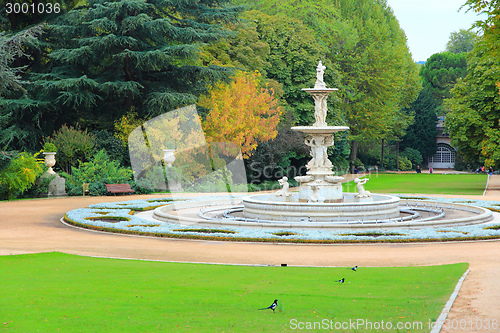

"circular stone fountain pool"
[152,195,493,230]
[242,193,400,222]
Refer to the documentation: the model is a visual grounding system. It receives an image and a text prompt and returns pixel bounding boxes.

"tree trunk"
[350,140,359,173]
[396,141,399,170]
[381,139,385,169]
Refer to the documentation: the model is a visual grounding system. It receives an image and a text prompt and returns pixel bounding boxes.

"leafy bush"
[183,167,246,192]
[453,153,474,171]
[0,151,44,200]
[20,171,56,198]
[400,148,423,167]
[42,142,57,153]
[45,125,96,173]
[63,150,133,196]
[93,130,129,166]
[350,157,365,172]
[134,164,168,193]
[398,156,413,171]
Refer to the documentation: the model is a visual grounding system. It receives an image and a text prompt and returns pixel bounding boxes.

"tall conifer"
[0,0,241,150]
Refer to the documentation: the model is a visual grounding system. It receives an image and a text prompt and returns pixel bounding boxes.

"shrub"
[93,130,129,166]
[134,164,168,193]
[400,148,423,167]
[398,156,413,171]
[45,125,96,173]
[0,151,44,200]
[20,171,56,198]
[350,157,365,171]
[63,150,133,196]
[42,142,57,153]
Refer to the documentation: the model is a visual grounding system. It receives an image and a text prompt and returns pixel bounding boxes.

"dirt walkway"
[1,181,500,332]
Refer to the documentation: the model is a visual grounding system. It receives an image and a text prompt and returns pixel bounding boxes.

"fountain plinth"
[290,61,349,202]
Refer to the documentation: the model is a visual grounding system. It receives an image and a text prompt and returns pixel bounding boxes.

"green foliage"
[400,88,438,159]
[0,151,17,172]
[243,10,329,125]
[134,164,167,193]
[400,148,423,167]
[0,0,242,151]
[0,24,45,96]
[20,172,56,199]
[93,130,128,166]
[445,2,500,168]
[333,0,420,144]
[42,142,57,153]
[45,125,96,173]
[446,29,477,54]
[350,158,365,171]
[420,52,467,113]
[198,19,271,76]
[63,149,133,196]
[184,167,244,193]
[398,156,413,171]
[0,151,44,200]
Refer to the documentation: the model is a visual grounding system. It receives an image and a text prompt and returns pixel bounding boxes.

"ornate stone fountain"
[240,61,401,222]
[152,61,493,229]
[291,61,348,203]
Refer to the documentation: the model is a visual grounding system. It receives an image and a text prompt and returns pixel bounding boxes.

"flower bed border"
[62,192,500,244]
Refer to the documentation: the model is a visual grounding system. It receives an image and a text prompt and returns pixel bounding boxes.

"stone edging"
[430,269,470,333]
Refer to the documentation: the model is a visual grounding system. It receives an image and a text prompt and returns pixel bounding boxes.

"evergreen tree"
[0,23,44,95]
[420,52,467,114]
[0,0,241,151]
[400,88,438,159]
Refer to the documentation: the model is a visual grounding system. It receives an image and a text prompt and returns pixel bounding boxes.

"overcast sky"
[385,0,484,62]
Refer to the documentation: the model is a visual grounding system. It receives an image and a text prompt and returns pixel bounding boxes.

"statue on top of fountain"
[313,61,328,127]
[315,61,327,89]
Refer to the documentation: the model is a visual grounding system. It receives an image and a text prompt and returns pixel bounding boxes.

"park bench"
[105,183,135,195]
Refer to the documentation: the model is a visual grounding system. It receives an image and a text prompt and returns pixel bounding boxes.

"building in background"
[428,116,456,169]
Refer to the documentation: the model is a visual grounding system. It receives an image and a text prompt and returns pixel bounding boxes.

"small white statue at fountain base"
[354,178,371,198]
[309,180,325,203]
[276,176,291,197]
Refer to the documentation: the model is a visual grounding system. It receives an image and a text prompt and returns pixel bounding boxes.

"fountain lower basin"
[242,193,400,222]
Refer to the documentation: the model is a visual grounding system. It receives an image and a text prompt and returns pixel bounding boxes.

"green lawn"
[343,173,488,195]
[1,252,467,332]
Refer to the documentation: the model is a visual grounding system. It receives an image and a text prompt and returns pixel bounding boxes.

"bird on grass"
[351,266,358,272]
[259,299,278,312]
[336,278,345,283]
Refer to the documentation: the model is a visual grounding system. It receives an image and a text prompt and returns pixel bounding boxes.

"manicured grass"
[1,252,467,332]
[343,173,488,195]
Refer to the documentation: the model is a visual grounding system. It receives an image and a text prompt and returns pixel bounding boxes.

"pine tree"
[0,0,241,151]
[400,88,438,159]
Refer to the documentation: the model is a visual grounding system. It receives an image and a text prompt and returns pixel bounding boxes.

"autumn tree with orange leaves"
[200,71,283,159]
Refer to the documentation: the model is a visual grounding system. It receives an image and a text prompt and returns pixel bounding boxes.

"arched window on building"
[428,143,456,169]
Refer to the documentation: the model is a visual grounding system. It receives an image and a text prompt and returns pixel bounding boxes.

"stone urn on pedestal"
[163,148,183,192]
[41,145,67,196]
[43,152,57,175]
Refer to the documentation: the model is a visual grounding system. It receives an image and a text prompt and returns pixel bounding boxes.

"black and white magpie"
[351,266,358,272]
[336,278,345,283]
[259,299,278,312]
